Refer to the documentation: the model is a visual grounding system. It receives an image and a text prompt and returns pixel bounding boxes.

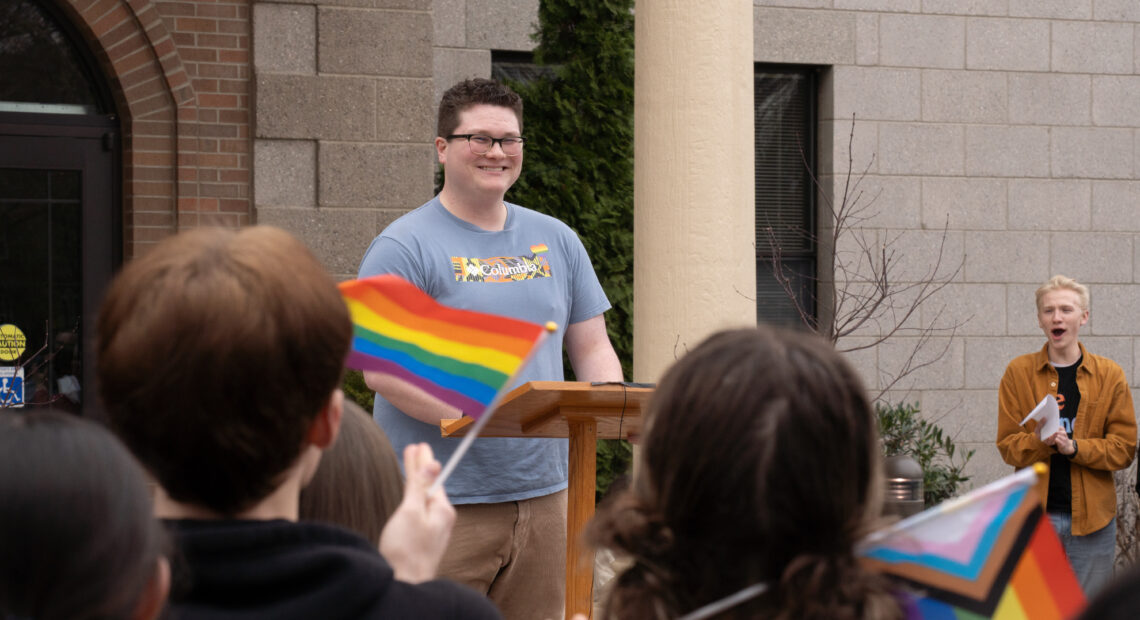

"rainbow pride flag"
[858,464,1085,619]
[338,274,548,419]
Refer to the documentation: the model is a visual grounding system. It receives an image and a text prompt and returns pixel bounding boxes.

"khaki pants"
[439,489,567,620]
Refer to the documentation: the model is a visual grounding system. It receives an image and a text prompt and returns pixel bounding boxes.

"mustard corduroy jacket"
[996,342,1137,536]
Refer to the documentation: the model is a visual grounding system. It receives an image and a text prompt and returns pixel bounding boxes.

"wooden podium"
[440,381,653,619]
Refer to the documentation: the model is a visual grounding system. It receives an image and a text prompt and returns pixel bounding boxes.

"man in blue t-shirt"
[358,78,623,619]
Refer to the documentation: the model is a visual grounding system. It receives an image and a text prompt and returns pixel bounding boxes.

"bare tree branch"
[764,114,968,406]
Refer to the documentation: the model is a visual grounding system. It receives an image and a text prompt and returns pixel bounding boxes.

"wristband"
[1066,440,1078,460]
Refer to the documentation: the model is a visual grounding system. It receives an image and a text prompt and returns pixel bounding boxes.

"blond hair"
[1036,275,1089,311]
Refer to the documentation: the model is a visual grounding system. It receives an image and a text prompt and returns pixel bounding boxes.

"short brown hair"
[300,399,404,544]
[590,327,897,619]
[437,78,524,138]
[96,226,352,516]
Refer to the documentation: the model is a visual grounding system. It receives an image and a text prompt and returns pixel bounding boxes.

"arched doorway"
[0,0,120,418]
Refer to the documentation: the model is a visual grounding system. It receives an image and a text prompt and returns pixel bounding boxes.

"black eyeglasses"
[446,134,526,157]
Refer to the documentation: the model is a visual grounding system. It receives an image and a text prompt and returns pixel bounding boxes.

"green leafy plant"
[342,369,375,411]
[877,401,973,507]
[504,0,635,382]
[596,438,633,503]
[502,0,636,499]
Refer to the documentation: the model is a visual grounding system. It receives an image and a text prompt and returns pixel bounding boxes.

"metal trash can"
[882,454,924,518]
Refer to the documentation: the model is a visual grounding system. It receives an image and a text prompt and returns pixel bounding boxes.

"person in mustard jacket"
[997,275,1137,596]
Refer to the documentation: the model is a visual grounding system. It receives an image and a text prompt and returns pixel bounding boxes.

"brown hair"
[0,410,168,620]
[589,327,899,620]
[437,78,524,138]
[299,399,404,544]
[96,226,352,516]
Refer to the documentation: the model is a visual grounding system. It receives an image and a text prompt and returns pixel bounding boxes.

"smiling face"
[1037,289,1088,358]
[436,104,523,207]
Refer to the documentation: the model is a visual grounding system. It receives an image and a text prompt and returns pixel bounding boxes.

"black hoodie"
[163,519,502,620]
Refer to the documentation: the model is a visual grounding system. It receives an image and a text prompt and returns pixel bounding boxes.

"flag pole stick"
[431,389,507,493]
[430,322,558,494]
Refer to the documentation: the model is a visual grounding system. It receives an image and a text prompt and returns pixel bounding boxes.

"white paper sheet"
[1019,394,1061,439]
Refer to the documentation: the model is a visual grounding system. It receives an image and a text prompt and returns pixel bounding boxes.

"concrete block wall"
[754,0,1140,489]
[431,0,538,118]
[252,0,436,278]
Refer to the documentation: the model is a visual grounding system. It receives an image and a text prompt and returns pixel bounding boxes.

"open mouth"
[1052,328,1065,337]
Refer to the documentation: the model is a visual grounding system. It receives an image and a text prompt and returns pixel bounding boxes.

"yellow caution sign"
[0,324,27,362]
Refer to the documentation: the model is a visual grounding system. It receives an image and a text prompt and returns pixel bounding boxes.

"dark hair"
[0,410,167,620]
[1077,562,1140,620]
[589,327,898,620]
[299,400,404,544]
[96,226,352,516]
[437,78,524,138]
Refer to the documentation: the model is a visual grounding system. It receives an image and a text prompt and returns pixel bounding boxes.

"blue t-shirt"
[357,197,611,503]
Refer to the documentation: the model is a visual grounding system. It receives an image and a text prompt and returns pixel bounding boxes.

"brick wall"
[62,0,252,258]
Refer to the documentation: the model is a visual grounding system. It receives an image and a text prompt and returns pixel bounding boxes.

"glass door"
[0,127,118,417]
[1,0,121,418]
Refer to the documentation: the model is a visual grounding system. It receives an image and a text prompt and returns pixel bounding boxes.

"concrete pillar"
[632,0,756,382]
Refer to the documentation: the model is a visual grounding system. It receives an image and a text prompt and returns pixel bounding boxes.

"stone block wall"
[753,0,1140,489]
[251,0,436,278]
[430,0,538,120]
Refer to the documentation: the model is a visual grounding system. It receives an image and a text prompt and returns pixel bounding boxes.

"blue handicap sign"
[0,370,24,408]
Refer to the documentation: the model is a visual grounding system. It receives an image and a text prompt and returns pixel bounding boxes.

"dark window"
[755,66,818,328]
[491,51,555,84]
[0,0,111,115]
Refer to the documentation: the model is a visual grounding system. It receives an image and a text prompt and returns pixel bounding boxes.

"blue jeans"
[1049,512,1116,598]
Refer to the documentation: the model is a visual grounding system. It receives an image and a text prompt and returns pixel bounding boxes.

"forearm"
[996,373,1052,467]
[1072,372,1139,471]
[1069,435,1136,471]
[1071,412,1137,471]
[565,315,623,382]
[364,371,462,425]
[572,344,623,382]
[996,432,1051,468]
[996,397,1051,466]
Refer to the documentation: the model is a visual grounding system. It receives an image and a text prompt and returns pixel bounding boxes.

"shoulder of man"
[1004,348,1047,376]
[379,198,445,239]
[1081,347,1127,379]
[506,201,575,231]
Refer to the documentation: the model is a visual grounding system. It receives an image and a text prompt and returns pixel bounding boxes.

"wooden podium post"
[441,381,653,619]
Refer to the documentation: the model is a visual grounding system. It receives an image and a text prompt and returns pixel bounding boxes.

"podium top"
[440,381,652,440]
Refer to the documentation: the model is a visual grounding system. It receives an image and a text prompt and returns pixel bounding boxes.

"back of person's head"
[96,225,352,516]
[437,77,524,137]
[590,326,897,620]
[0,410,169,620]
[299,399,404,544]
[1035,274,1089,311]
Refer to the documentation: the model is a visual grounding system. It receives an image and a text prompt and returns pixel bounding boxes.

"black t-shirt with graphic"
[1046,355,1082,514]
